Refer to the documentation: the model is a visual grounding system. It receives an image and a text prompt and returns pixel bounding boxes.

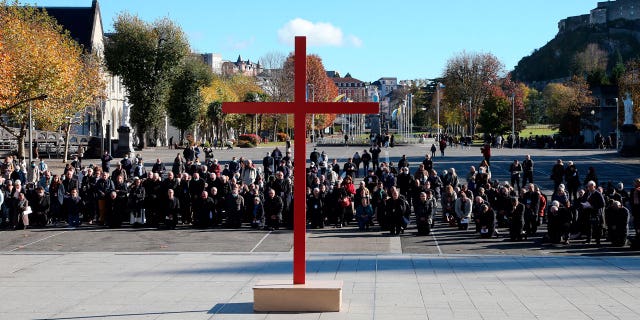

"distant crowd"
[0,143,638,248]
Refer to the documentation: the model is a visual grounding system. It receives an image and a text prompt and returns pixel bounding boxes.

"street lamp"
[24,94,49,177]
[615,98,619,150]
[436,83,444,139]
[590,109,596,148]
[307,84,315,143]
[511,93,515,149]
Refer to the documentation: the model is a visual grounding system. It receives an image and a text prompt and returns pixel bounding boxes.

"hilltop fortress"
[559,0,640,33]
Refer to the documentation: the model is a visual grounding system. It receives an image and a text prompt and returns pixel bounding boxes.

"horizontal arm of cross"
[223,102,379,115]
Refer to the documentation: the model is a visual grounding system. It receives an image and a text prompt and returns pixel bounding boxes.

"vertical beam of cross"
[223,36,378,284]
[292,36,307,284]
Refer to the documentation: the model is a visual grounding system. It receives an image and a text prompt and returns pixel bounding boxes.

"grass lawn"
[519,125,558,138]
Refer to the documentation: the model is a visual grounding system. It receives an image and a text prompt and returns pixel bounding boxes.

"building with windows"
[222,55,262,77]
[44,0,127,141]
[331,73,367,102]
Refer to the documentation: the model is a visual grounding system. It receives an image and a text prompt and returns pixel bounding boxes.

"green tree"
[166,57,213,144]
[207,101,225,144]
[104,13,189,148]
[478,92,511,135]
[443,51,503,135]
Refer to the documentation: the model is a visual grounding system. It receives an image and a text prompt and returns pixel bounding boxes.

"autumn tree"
[543,76,593,137]
[200,74,263,140]
[443,51,504,135]
[283,53,339,134]
[0,2,104,159]
[573,43,609,85]
[166,56,213,144]
[104,13,189,148]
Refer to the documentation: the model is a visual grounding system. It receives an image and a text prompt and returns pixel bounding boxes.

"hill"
[513,19,640,84]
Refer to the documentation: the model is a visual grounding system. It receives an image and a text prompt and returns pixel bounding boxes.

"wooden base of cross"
[223,36,378,312]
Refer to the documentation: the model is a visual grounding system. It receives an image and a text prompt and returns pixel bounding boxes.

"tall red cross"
[223,36,378,284]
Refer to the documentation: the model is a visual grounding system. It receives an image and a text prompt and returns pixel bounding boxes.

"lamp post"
[615,98,619,150]
[22,94,48,177]
[307,84,315,143]
[512,93,515,149]
[590,109,596,148]
[436,83,444,139]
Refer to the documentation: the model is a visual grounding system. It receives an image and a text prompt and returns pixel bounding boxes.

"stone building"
[221,55,262,77]
[44,0,127,141]
[559,0,640,33]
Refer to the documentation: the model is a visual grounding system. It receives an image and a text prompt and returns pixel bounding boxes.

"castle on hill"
[559,0,640,33]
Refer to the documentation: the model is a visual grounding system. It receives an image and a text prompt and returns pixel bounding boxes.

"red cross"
[223,36,378,284]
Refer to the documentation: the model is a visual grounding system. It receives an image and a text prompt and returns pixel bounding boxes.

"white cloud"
[277,18,362,47]
[348,35,363,47]
[224,36,255,50]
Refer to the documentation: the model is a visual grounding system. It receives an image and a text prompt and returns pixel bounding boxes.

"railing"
[0,127,92,158]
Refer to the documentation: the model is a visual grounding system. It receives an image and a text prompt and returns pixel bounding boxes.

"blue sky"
[33,0,597,82]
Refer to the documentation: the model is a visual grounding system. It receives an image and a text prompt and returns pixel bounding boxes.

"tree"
[573,43,609,85]
[259,51,290,102]
[104,13,189,149]
[524,88,546,124]
[206,101,225,145]
[477,90,512,135]
[283,53,339,133]
[543,76,593,137]
[166,56,213,144]
[0,2,104,159]
[443,51,504,135]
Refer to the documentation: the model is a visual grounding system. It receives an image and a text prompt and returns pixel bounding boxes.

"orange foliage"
[0,3,104,132]
[283,53,339,130]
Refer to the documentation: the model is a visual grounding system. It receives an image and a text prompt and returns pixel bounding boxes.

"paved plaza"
[1,143,639,319]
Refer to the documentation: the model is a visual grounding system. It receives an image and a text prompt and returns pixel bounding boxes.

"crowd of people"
[0,144,638,248]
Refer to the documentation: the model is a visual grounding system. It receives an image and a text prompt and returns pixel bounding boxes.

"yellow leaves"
[201,74,262,104]
[0,3,104,129]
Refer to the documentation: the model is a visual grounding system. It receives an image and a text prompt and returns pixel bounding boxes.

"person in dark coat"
[369,146,381,171]
[547,201,572,244]
[582,180,606,245]
[522,155,534,185]
[565,161,580,202]
[386,187,408,236]
[171,154,184,176]
[192,190,215,228]
[307,188,324,229]
[550,159,565,193]
[509,197,525,241]
[263,188,283,231]
[159,189,180,229]
[224,185,244,228]
[120,155,133,177]
[63,188,83,227]
[477,204,496,238]
[249,196,265,229]
[522,184,540,237]
[371,181,387,230]
[100,151,113,174]
[152,158,167,176]
[605,200,629,247]
[355,196,374,231]
[414,191,437,235]
[263,152,275,178]
[30,187,50,227]
[128,177,146,226]
[361,150,371,173]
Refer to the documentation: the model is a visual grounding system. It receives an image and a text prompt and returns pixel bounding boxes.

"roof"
[43,0,101,53]
[333,76,364,84]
